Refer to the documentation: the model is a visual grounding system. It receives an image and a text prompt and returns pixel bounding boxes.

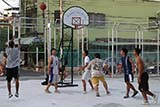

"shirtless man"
[133,48,158,104]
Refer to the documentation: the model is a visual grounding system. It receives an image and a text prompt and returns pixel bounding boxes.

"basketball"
[0,64,5,76]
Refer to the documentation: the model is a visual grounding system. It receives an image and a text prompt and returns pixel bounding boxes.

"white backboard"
[63,6,89,29]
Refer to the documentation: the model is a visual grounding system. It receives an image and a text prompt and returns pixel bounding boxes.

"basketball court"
[0,3,160,107]
[0,77,159,107]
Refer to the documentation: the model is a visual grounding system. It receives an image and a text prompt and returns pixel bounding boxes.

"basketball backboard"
[63,6,89,29]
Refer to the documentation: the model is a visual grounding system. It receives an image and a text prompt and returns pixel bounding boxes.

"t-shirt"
[84,56,90,71]
[6,47,20,68]
[90,58,104,77]
[51,55,59,75]
[84,56,90,65]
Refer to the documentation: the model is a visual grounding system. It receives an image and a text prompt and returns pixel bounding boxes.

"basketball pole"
[59,6,89,87]
[81,28,84,67]
[60,0,63,59]
[71,27,74,84]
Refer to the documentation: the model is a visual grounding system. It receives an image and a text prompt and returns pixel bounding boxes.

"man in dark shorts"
[6,39,21,98]
[120,48,138,98]
[133,48,158,104]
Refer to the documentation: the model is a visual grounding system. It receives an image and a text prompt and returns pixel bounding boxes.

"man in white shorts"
[45,48,60,93]
[79,50,93,94]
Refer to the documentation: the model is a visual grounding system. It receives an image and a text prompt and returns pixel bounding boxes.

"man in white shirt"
[6,39,21,98]
[87,53,110,97]
[79,50,93,94]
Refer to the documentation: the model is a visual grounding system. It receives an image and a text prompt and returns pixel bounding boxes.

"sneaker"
[96,93,100,97]
[153,95,158,104]
[132,91,138,97]
[106,91,110,95]
[123,95,129,98]
[15,93,19,97]
[143,100,149,105]
[8,94,13,98]
[83,91,87,94]
[45,89,51,93]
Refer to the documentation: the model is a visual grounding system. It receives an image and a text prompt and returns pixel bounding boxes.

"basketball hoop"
[63,6,89,29]
[72,24,83,29]
[72,17,81,29]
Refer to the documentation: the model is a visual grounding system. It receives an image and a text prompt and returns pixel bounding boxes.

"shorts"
[82,69,91,80]
[92,76,106,87]
[6,66,19,82]
[138,72,149,92]
[124,74,132,82]
[49,73,59,83]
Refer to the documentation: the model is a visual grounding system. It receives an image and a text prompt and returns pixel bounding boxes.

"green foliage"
[29,41,44,52]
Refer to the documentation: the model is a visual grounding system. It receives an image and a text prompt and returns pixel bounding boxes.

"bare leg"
[126,83,130,96]
[102,81,109,94]
[82,80,86,92]
[126,82,137,95]
[128,82,136,92]
[54,82,60,93]
[124,82,137,98]
[94,84,100,97]
[7,81,13,98]
[15,79,19,94]
[142,92,148,101]
[7,82,12,95]
[146,91,155,97]
[88,79,94,90]
[45,83,52,93]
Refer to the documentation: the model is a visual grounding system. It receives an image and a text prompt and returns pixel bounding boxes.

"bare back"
[136,56,144,77]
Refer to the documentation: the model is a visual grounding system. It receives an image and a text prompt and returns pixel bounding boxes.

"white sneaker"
[8,94,13,98]
[83,91,87,94]
[15,93,19,97]
[143,100,149,105]
[153,95,158,104]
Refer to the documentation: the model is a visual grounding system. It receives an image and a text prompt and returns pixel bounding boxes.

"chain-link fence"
[1,17,159,78]
[68,21,160,77]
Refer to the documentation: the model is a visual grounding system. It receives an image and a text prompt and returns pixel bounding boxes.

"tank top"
[121,56,132,75]
[51,55,59,75]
